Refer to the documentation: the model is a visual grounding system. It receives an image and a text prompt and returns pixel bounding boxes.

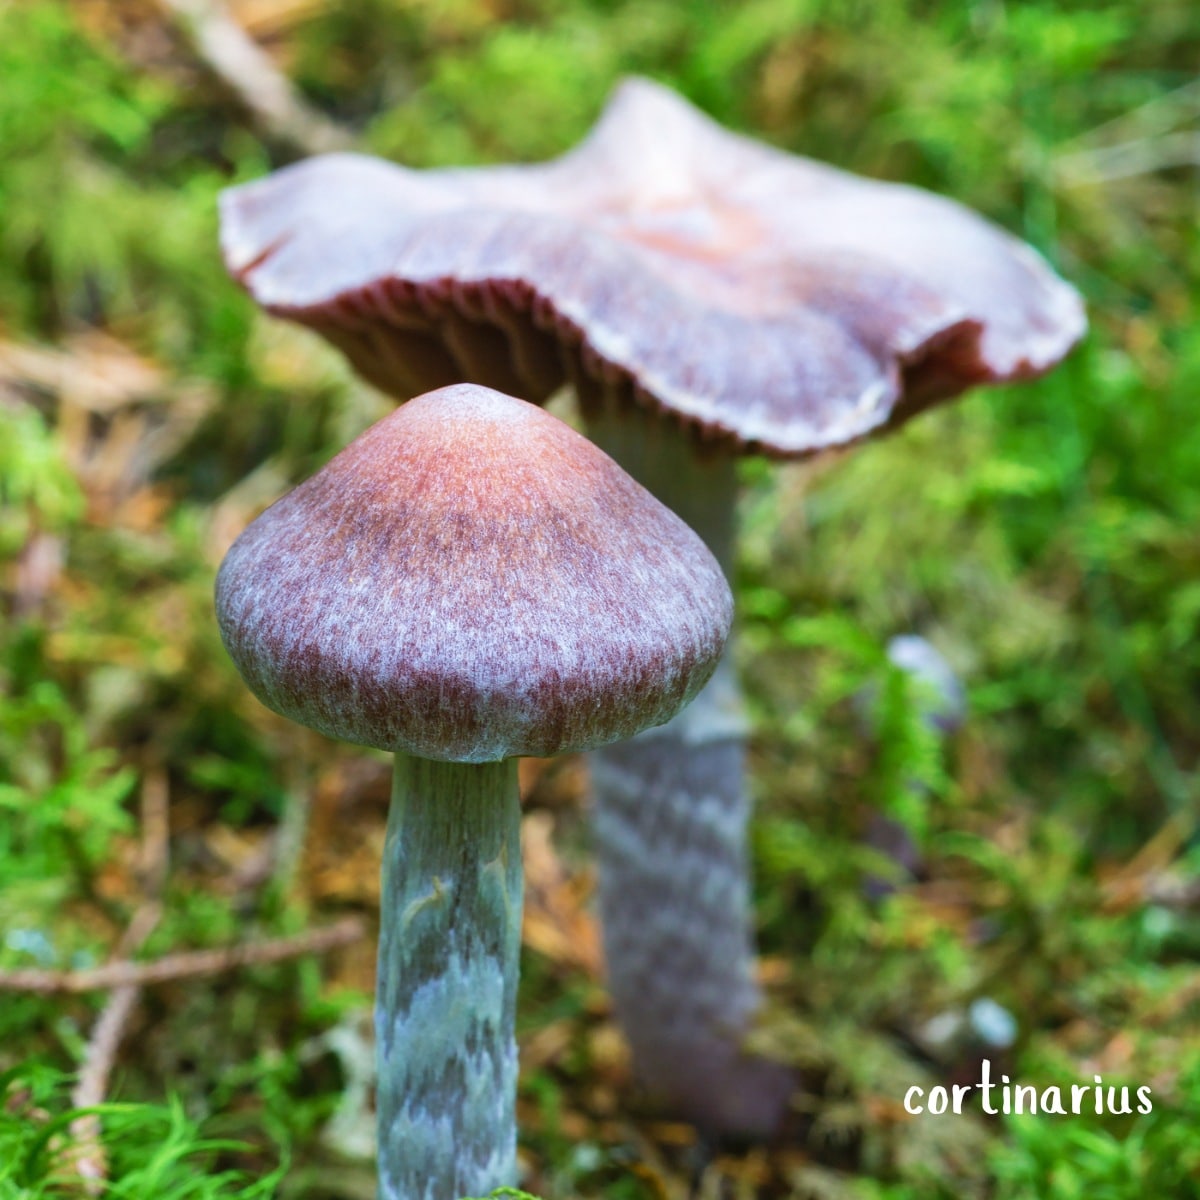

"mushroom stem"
[585,408,794,1137]
[377,754,522,1200]
[583,403,738,576]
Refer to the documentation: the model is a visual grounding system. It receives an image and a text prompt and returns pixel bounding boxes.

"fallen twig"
[0,917,365,996]
[68,985,145,1192]
[157,0,352,155]
[1056,130,1200,186]
[1054,76,1200,186]
[68,768,171,1192]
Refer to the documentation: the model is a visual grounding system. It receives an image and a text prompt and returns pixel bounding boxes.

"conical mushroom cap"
[215,384,732,762]
[221,77,1085,456]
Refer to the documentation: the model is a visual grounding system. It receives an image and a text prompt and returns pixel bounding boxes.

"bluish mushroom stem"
[376,755,523,1199]
[584,406,794,1136]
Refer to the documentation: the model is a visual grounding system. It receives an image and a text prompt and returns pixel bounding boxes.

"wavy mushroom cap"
[221,77,1086,456]
[215,384,732,762]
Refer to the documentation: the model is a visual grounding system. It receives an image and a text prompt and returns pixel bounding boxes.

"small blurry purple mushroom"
[862,635,967,900]
[886,635,967,737]
[219,77,1086,1137]
[214,384,731,1198]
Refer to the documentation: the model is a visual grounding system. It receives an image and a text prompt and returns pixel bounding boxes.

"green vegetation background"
[1,0,1197,1195]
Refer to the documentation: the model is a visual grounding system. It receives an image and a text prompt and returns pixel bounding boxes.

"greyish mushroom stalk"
[218,76,1087,1137]
[214,384,732,1198]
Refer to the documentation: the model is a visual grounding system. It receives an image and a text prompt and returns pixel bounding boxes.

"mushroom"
[861,635,968,901]
[218,77,1086,1136]
[214,383,731,1197]
[885,635,968,737]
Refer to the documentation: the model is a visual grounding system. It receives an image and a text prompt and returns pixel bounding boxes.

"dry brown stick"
[1056,130,1200,185]
[1,916,366,996]
[68,985,145,1193]
[54,768,362,1189]
[68,769,171,1192]
[157,0,352,155]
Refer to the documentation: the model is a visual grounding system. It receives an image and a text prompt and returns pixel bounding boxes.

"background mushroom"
[219,76,1086,1136]
[214,383,731,1196]
[860,635,968,901]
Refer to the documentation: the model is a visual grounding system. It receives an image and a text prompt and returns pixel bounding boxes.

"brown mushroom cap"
[215,384,732,762]
[220,77,1086,456]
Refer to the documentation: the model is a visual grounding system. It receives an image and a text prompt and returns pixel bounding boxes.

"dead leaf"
[521,810,603,979]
